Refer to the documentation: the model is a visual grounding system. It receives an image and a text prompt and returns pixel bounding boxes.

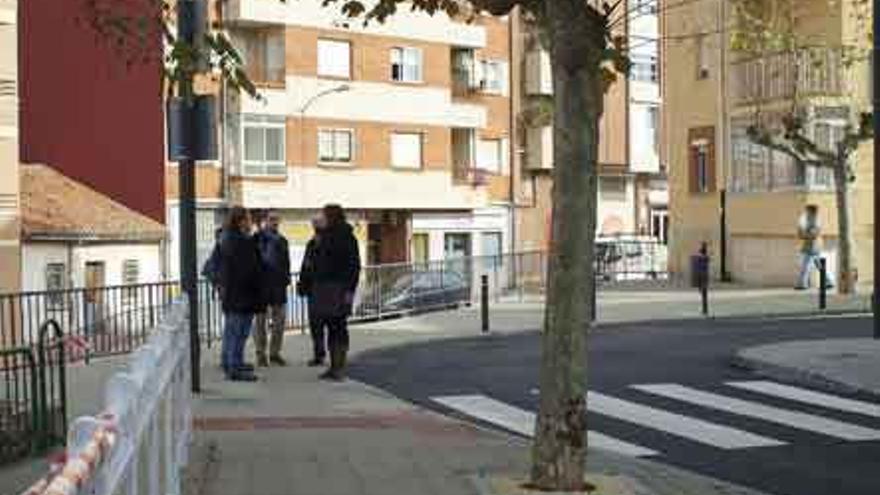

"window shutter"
[707,139,717,192]
[688,144,698,193]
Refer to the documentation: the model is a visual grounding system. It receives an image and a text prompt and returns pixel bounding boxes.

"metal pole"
[178,0,201,392]
[819,258,828,311]
[481,274,489,333]
[720,189,730,282]
[874,0,880,339]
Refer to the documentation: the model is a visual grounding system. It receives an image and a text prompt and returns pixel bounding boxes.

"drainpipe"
[717,0,731,281]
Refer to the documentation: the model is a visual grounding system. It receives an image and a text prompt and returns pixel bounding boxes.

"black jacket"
[256,229,291,305]
[309,223,361,318]
[297,237,318,297]
[218,229,266,314]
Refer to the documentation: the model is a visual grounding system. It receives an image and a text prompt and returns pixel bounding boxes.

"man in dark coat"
[254,211,292,367]
[218,206,264,382]
[310,204,360,381]
[297,215,326,366]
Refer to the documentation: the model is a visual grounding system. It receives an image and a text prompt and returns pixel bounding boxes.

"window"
[600,177,627,202]
[391,132,423,169]
[480,60,505,93]
[237,29,285,84]
[122,260,140,286]
[391,47,423,83]
[317,39,351,79]
[46,263,66,309]
[646,106,659,154]
[477,139,504,174]
[242,116,286,176]
[688,127,715,194]
[452,48,476,89]
[318,129,353,163]
[629,0,657,14]
[630,55,658,83]
[696,35,709,79]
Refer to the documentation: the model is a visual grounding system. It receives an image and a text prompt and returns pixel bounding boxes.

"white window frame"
[317,39,351,79]
[630,55,658,83]
[241,116,287,177]
[391,132,424,170]
[390,46,423,83]
[479,60,507,94]
[318,128,355,165]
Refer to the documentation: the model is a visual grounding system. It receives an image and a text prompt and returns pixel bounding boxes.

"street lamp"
[298,84,351,169]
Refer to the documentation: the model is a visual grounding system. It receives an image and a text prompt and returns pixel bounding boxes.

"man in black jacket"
[254,211,291,367]
[297,215,326,366]
[218,206,264,382]
[309,204,360,381]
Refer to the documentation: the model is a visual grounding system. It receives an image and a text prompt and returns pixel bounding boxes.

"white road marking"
[432,394,659,457]
[586,391,785,449]
[726,381,880,419]
[634,384,880,441]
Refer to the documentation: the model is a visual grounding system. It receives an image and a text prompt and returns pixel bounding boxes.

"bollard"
[481,274,489,334]
[818,257,828,311]
[701,280,709,316]
[591,279,597,323]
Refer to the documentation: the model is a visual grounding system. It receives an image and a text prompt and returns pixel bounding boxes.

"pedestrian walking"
[310,204,360,381]
[218,206,265,382]
[297,214,326,366]
[795,205,832,290]
[254,211,292,367]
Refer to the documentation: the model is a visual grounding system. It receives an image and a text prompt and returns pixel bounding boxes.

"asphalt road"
[348,315,879,495]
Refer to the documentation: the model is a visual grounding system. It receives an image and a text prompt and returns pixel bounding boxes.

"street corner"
[733,338,880,397]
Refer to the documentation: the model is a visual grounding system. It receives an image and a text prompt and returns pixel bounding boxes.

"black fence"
[0,320,67,466]
[0,245,669,361]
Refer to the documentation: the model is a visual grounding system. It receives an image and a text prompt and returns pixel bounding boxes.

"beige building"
[665,0,873,288]
[0,0,19,294]
[515,0,667,253]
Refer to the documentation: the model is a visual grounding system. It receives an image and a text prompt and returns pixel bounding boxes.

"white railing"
[22,298,192,495]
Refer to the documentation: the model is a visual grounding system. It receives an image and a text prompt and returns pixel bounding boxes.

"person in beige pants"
[254,212,291,367]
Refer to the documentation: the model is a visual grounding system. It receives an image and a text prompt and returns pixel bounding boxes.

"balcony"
[731,48,845,106]
[525,48,553,96]
[225,0,288,26]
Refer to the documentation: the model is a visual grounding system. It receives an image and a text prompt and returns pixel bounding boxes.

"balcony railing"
[731,48,845,105]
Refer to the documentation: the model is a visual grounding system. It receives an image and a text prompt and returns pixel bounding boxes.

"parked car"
[356,269,471,316]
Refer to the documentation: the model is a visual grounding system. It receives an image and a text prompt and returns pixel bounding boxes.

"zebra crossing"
[432,380,880,458]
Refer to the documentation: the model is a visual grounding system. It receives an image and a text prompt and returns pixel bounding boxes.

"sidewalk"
[736,338,880,397]
[182,324,770,495]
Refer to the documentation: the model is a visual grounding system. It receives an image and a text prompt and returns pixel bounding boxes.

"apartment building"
[0,0,19,293]
[665,0,873,287]
[516,0,666,252]
[203,0,514,269]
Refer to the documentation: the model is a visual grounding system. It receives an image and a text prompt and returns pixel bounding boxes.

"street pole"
[874,0,880,339]
[178,0,202,391]
[720,189,730,282]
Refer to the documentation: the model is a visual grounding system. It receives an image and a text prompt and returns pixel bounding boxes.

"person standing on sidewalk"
[254,211,292,367]
[795,205,832,290]
[297,214,327,367]
[218,206,264,382]
[310,204,360,381]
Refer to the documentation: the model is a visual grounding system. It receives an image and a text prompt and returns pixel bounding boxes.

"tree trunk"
[529,1,605,490]
[832,160,856,294]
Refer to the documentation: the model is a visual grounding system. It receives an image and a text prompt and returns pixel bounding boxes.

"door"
[444,233,472,295]
[481,232,504,290]
[84,262,106,334]
[412,233,430,265]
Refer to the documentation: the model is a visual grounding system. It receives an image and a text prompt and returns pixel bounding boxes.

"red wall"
[19,0,165,222]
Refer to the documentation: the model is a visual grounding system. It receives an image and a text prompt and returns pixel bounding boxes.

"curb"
[730,352,879,398]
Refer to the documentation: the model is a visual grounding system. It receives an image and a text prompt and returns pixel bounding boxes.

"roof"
[20,164,166,242]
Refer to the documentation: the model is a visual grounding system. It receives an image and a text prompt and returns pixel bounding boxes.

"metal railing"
[1,246,670,361]
[731,47,845,105]
[22,298,191,495]
[1,320,67,466]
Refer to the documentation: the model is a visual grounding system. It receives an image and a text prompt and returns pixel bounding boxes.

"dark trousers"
[309,314,326,360]
[310,315,348,358]
[326,317,349,353]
